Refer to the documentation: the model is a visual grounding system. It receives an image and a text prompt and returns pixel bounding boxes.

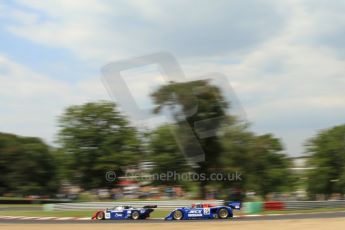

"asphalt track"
[2,211,345,224]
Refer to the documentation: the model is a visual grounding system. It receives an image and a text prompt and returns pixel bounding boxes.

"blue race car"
[92,205,157,220]
[165,202,240,220]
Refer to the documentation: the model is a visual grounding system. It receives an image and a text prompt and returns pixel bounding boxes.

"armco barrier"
[284,200,345,210]
[44,200,345,212]
[0,199,71,205]
[45,200,224,211]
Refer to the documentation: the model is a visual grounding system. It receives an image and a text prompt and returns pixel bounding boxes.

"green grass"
[0,209,170,218]
[150,210,170,218]
[0,210,94,218]
[0,197,30,200]
[0,204,43,208]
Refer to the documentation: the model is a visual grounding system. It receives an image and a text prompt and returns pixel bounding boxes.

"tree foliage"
[306,124,345,197]
[148,125,191,187]
[0,133,58,196]
[151,80,229,197]
[0,95,296,198]
[58,101,142,189]
[151,80,292,198]
[220,124,293,197]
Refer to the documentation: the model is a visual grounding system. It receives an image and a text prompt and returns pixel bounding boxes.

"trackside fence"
[44,200,224,211]
[284,200,345,210]
[43,200,345,213]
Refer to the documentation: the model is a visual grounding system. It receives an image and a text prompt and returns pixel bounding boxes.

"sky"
[0,0,344,156]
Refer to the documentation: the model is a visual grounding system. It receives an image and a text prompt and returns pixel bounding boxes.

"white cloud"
[0,54,108,144]
[177,1,345,155]
[4,0,287,61]
[0,0,344,155]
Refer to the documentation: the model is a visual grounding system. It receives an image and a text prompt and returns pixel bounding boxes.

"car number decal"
[204,208,210,215]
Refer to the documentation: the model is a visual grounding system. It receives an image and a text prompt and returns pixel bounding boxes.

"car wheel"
[218,208,229,219]
[172,210,183,220]
[131,210,140,220]
[96,212,105,220]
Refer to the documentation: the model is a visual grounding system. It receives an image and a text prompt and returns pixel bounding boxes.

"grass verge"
[0,210,171,218]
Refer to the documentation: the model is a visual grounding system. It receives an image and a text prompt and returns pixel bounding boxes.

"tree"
[0,133,58,196]
[58,101,142,189]
[220,124,293,198]
[219,123,254,194]
[151,80,230,198]
[247,134,293,196]
[148,125,191,187]
[151,80,293,198]
[306,124,345,198]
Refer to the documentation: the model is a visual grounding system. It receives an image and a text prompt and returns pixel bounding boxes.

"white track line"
[36,217,58,220]
[0,216,20,219]
[244,214,263,217]
[20,217,38,220]
[1,216,26,219]
[55,217,76,220]
[76,217,91,220]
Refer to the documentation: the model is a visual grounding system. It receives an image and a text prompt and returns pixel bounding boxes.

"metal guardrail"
[45,200,345,211]
[0,199,71,205]
[284,200,345,210]
[45,200,224,211]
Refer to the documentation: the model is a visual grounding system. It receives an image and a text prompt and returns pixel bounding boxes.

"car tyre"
[96,211,105,220]
[131,210,140,220]
[172,210,183,220]
[218,208,229,219]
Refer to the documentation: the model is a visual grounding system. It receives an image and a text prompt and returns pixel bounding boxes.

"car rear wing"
[227,201,241,210]
[143,205,157,209]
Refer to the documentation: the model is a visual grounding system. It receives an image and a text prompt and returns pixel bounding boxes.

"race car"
[92,205,157,220]
[165,201,241,220]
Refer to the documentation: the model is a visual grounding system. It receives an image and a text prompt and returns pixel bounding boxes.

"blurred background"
[0,0,344,217]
